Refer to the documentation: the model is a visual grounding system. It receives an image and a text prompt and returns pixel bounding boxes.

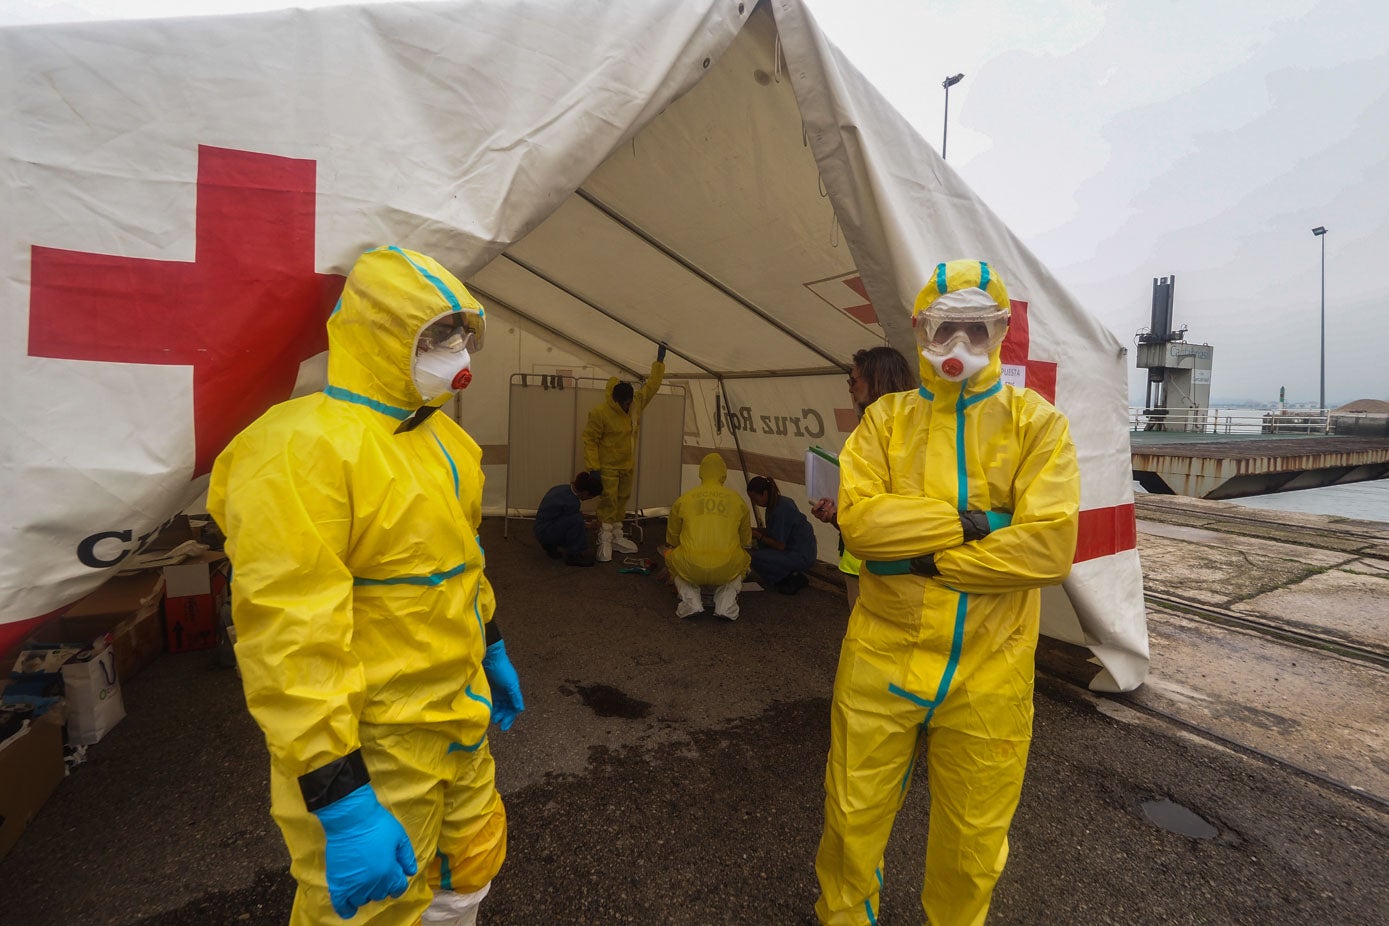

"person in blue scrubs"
[747,475,817,594]
[534,471,600,566]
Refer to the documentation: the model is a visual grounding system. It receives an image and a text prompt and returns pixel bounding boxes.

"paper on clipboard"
[805,445,840,504]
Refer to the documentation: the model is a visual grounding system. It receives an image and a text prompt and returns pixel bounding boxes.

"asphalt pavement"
[1,511,1385,925]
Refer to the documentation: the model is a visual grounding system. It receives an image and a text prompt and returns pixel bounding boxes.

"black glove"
[656,342,668,363]
[909,553,940,578]
[959,510,992,543]
[588,470,603,486]
[960,509,1012,541]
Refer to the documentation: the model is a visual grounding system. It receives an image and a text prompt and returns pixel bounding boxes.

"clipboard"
[804,445,840,504]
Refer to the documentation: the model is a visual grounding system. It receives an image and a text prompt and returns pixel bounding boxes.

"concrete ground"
[1,503,1386,925]
[1128,494,1389,803]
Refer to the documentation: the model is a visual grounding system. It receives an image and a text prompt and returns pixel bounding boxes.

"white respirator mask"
[413,325,475,401]
[923,342,990,383]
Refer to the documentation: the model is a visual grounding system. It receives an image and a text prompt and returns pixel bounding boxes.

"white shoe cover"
[423,883,490,926]
[611,532,638,554]
[713,577,742,620]
[675,600,702,619]
[597,523,613,562]
[673,575,704,618]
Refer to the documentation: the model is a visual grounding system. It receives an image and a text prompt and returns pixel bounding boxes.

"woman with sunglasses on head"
[810,346,915,607]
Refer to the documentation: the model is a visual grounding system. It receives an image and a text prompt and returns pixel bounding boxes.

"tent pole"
[468,284,644,379]
[498,254,721,377]
[575,189,849,371]
[491,251,843,380]
[717,377,761,529]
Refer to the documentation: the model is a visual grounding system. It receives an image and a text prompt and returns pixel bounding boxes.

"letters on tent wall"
[76,517,189,570]
[720,404,827,440]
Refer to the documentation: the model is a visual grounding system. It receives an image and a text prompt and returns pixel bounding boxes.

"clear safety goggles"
[912,290,1009,356]
[417,313,483,355]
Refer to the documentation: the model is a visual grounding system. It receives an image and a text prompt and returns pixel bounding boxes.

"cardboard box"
[0,708,65,860]
[163,553,228,653]
[32,571,166,682]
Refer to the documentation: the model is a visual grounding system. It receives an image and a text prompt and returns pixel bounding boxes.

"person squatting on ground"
[533,471,601,567]
[747,475,817,595]
[810,346,915,609]
[582,344,667,562]
[812,260,1079,926]
[209,247,525,926]
[663,452,752,620]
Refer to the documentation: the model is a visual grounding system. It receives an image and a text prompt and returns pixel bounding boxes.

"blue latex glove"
[985,510,1013,531]
[656,342,668,363]
[482,639,525,731]
[313,784,417,919]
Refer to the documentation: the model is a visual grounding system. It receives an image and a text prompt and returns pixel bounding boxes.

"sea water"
[1226,480,1389,524]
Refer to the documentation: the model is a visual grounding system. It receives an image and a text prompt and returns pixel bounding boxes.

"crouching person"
[748,476,818,595]
[664,453,752,620]
[534,471,600,566]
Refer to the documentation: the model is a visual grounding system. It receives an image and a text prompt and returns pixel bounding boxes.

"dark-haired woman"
[747,476,817,594]
[811,346,914,606]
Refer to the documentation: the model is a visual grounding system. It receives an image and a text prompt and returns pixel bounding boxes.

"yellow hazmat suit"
[208,247,506,926]
[813,261,1079,926]
[582,362,665,524]
[665,453,752,586]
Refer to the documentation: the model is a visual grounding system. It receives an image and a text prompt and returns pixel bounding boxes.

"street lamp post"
[942,73,964,160]
[1312,225,1327,413]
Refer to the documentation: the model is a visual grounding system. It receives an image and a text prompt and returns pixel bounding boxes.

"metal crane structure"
[1136,275,1215,432]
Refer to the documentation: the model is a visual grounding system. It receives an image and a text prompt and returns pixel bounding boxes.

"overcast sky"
[4,0,1386,406]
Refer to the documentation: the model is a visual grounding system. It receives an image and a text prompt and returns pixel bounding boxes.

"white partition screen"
[505,374,686,536]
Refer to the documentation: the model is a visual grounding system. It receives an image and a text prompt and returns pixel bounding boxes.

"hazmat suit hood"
[603,376,630,414]
[912,260,1011,398]
[698,452,728,485]
[326,246,485,412]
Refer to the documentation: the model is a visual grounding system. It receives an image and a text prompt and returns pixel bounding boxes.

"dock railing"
[1129,408,1331,435]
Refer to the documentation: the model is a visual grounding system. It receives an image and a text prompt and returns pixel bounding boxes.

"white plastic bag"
[62,643,125,745]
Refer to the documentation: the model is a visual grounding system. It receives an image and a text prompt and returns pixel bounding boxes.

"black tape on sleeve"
[485,619,502,648]
[298,748,370,812]
[909,554,941,578]
[959,510,991,543]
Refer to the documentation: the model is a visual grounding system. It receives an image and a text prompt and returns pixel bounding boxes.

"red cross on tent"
[835,275,877,325]
[999,299,1057,402]
[28,145,345,477]
[1001,300,1136,562]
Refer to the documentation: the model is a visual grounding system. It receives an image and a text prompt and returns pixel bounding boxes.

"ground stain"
[1141,798,1219,838]
[567,681,653,719]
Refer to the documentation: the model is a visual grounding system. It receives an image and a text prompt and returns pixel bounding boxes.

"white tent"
[0,0,1148,690]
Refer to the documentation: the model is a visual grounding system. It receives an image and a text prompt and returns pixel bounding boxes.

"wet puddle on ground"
[568,682,653,719]
[1141,798,1219,838]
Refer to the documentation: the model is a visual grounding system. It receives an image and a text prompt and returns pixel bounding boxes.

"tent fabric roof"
[472,6,873,381]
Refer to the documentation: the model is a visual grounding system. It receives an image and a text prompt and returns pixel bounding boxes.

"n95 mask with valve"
[924,342,989,382]
[413,327,474,400]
